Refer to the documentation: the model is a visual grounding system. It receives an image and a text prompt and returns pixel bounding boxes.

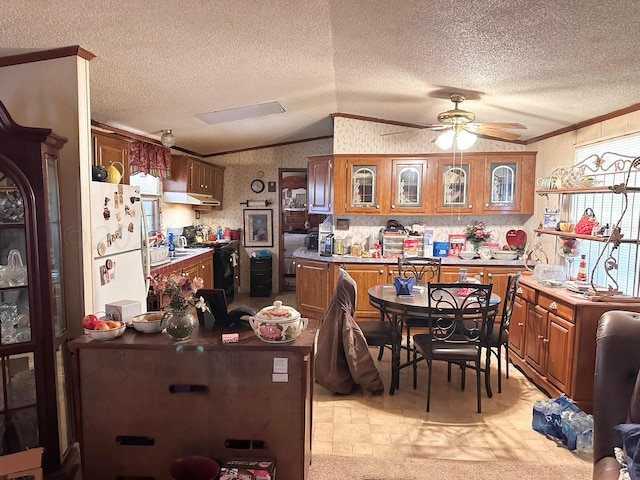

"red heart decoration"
[506,229,527,249]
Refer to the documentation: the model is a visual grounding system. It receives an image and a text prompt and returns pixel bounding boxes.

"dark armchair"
[593,310,640,480]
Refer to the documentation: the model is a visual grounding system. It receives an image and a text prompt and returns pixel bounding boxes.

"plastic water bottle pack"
[531,394,593,452]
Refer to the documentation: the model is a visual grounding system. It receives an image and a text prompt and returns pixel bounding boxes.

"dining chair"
[396,257,442,362]
[412,282,494,413]
[487,271,521,393]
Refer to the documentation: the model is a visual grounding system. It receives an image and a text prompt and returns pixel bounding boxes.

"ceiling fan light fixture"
[435,130,455,150]
[456,129,477,150]
[160,129,176,147]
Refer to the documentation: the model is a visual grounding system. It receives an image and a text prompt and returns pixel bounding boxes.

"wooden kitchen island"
[69,322,317,480]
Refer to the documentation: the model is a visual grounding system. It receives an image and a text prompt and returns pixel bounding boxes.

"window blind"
[572,134,640,296]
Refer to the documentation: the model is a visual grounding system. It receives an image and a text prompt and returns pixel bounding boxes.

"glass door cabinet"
[482,156,521,212]
[0,101,76,477]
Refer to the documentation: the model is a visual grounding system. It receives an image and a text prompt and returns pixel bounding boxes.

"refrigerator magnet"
[105,259,114,270]
[127,222,134,233]
[114,193,120,209]
[97,242,106,256]
[103,206,110,219]
[116,212,122,222]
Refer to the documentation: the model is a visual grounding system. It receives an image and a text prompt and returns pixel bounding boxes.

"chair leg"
[497,346,502,394]
[406,325,412,363]
[505,344,510,379]
[377,345,384,361]
[447,362,452,382]
[460,364,466,391]
[475,359,482,413]
[412,346,418,390]
[426,359,433,412]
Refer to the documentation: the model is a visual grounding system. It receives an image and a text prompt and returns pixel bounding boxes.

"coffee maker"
[318,224,334,254]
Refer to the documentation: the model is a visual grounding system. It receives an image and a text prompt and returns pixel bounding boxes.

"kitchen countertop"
[149,247,213,273]
[292,247,528,267]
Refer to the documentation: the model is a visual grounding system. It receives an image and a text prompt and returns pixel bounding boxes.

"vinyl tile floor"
[230,291,592,467]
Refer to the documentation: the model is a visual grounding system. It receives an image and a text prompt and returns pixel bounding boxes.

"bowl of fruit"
[82,312,126,341]
[491,246,519,260]
[249,300,307,343]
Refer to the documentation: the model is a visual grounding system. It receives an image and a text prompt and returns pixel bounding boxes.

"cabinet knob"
[201,265,205,269]
[468,204,473,209]
[376,205,380,209]
[485,203,489,207]
[297,264,301,268]
[517,322,524,326]
[549,301,558,310]
[516,287,523,294]
[538,335,544,340]
[380,269,384,274]
[543,338,550,344]
[479,272,484,276]
[487,272,492,278]
[391,204,395,209]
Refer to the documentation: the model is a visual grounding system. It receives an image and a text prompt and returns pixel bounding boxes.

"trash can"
[170,455,220,480]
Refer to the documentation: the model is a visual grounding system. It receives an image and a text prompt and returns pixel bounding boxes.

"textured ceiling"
[1,0,639,156]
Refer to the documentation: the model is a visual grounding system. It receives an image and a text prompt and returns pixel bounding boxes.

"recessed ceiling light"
[195,101,285,125]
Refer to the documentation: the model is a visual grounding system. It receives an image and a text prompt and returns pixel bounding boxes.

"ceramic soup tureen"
[249,300,307,343]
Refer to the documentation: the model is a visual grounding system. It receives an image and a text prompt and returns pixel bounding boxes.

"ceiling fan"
[383,92,527,148]
[427,92,526,141]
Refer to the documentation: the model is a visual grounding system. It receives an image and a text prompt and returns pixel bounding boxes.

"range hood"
[163,191,221,206]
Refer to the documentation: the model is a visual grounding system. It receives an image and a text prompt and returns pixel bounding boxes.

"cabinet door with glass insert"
[434,156,478,214]
[391,158,429,213]
[343,158,390,213]
[481,154,535,214]
[483,156,520,212]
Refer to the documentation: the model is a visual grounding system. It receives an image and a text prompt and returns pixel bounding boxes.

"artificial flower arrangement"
[465,220,493,245]
[148,273,205,312]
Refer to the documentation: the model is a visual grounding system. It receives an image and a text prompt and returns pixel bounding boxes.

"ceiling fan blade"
[474,122,527,130]
[471,126,523,141]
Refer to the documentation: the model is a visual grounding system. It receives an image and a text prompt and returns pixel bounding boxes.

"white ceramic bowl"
[132,312,165,333]
[491,250,518,260]
[249,300,308,343]
[84,323,126,341]
[458,251,476,260]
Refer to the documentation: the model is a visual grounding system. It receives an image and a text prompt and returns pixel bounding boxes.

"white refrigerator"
[90,182,148,318]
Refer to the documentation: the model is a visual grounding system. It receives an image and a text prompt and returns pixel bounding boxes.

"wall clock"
[251,178,265,193]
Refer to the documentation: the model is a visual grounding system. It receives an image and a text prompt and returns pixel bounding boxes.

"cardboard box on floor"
[0,447,43,480]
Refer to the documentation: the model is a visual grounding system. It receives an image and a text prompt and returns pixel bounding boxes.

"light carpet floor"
[308,453,592,480]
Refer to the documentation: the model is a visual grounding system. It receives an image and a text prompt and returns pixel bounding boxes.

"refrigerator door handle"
[138,191,151,293]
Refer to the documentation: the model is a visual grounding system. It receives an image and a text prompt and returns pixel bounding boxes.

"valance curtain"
[129,141,172,178]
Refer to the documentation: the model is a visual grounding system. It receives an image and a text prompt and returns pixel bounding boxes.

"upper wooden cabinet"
[311,152,536,216]
[433,152,536,215]
[163,155,225,209]
[307,155,333,214]
[91,130,131,184]
[481,154,535,214]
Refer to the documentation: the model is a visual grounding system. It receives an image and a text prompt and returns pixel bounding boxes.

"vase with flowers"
[148,273,204,340]
[465,220,493,253]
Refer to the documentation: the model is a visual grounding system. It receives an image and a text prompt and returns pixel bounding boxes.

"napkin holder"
[394,276,415,295]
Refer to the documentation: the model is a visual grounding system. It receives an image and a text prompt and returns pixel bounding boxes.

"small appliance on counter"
[320,233,334,256]
[305,232,318,250]
[318,223,333,254]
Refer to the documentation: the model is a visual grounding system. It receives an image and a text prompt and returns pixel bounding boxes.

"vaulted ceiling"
[1,1,639,156]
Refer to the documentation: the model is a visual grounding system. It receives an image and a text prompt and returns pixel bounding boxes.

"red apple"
[82,314,99,330]
[93,320,109,330]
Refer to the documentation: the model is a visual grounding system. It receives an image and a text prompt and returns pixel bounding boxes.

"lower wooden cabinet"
[295,258,331,320]
[150,253,214,291]
[338,264,387,320]
[509,276,640,413]
[69,327,316,480]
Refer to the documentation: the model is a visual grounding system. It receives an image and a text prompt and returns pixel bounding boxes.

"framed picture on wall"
[243,209,273,247]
